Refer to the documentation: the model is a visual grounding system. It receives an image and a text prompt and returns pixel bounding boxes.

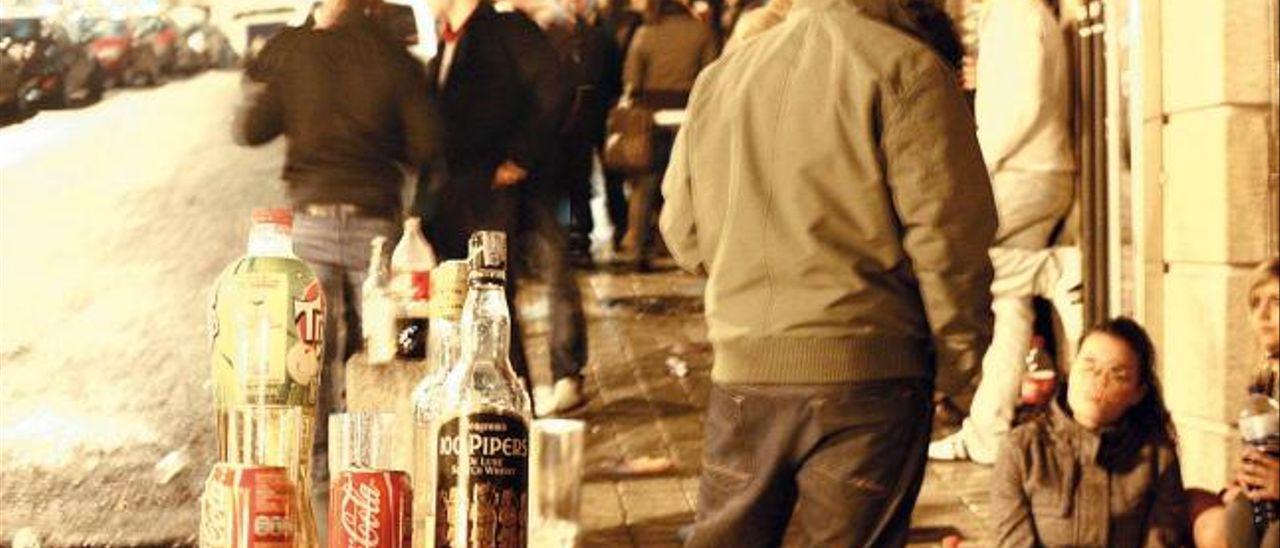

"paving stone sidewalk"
[518,261,993,548]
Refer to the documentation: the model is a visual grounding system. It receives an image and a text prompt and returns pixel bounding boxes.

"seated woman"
[1193,257,1279,548]
[992,317,1187,547]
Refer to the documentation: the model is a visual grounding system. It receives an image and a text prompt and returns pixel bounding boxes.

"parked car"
[131,15,179,79]
[0,34,32,119]
[0,16,103,111]
[83,17,134,87]
[168,7,237,72]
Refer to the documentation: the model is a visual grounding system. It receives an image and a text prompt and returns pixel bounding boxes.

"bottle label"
[288,279,325,386]
[200,464,296,547]
[434,413,529,548]
[395,318,429,360]
[211,272,289,405]
[412,271,431,301]
[330,470,413,548]
[428,263,469,320]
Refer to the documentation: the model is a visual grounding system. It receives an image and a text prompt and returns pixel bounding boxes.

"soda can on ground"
[329,470,413,548]
[199,463,297,548]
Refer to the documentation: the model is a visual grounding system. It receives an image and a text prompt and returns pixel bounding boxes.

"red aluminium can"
[330,470,413,548]
[200,464,297,548]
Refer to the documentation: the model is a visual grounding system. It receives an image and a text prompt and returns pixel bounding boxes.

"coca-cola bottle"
[1020,336,1057,407]
[391,218,437,360]
[1239,392,1279,535]
[208,208,324,546]
[363,236,397,365]
[431,232,531,548]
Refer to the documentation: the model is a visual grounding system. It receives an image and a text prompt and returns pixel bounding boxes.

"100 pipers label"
[434,413,529,548]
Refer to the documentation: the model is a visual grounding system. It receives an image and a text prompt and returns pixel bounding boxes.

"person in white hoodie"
[929,0,1082,464]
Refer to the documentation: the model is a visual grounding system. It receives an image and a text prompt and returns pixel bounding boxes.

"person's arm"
[973,0,1046,173]
[398,57,444,171]
[881,60,996,400]
[600,26,625,107]
[233,79,284,146]
[659,113,705,276]
[991,438,1038,547]
[1143,447,1190,547]
[233,32,289,146]
[500,13,571,174]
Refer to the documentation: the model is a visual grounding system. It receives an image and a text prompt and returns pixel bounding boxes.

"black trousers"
[603,165,629,247]
[557,134,596,246]
[1225,494,1279,548]
[423,182,587,384]
[688,378,934,548]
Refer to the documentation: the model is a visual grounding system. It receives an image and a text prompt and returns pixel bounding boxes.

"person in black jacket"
[232,0,443,538]
[418,0,584,413]
[551,0,623,265]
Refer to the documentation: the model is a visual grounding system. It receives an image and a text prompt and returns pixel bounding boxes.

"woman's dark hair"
[645,0,692,24]
[1071,317,1178,467]
[901,0,964,70]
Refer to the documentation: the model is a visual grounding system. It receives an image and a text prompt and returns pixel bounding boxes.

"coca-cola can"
[330,469,413,548]
[200,464,297,548]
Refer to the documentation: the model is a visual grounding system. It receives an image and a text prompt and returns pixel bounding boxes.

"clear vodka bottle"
[410,259,470,546]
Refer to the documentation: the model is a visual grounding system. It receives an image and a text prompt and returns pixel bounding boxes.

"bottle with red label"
[1019,336,1057,407]
[391,218,438,361]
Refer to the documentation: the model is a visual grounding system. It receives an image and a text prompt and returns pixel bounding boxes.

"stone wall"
[1143,0,1275,489]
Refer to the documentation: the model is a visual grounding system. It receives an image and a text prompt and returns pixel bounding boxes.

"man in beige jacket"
[659,0,996,544]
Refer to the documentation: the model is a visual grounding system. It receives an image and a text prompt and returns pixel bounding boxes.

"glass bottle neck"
[462,280,510,366]
[247,224,295,257]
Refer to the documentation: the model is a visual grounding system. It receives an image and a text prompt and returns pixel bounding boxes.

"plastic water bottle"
[1239,392,1279,534]
[390,218,437,360]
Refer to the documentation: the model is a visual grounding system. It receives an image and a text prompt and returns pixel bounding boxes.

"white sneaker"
[550,376,586,414]
[533,384,556,417]
[927,433,972,461]
[534,377,586,417]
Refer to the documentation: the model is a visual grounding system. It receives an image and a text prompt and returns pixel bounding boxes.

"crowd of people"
[229,0,1278,544]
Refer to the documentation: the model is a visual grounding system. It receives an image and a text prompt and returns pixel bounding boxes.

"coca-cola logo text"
[339,481,382,547]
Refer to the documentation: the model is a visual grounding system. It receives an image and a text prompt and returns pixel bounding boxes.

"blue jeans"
[292,212,400,484]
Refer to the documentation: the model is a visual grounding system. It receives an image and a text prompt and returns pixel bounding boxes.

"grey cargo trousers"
[687,379,934,547]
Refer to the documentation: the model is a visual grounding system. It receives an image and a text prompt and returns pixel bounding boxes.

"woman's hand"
[1237,448,1280,502]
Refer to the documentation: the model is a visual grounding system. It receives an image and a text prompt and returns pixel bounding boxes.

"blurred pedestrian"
[659,0,996,543]
[619,0,717,270]
[552,0,624,266]
[231,0,443,534]
[599,0,644,251]
[991,318,1187,547]
[416,0,589,414]
[929,0,1078,465]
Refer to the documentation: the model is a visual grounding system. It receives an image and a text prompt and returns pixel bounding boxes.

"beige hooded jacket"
[659,0,996,396]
